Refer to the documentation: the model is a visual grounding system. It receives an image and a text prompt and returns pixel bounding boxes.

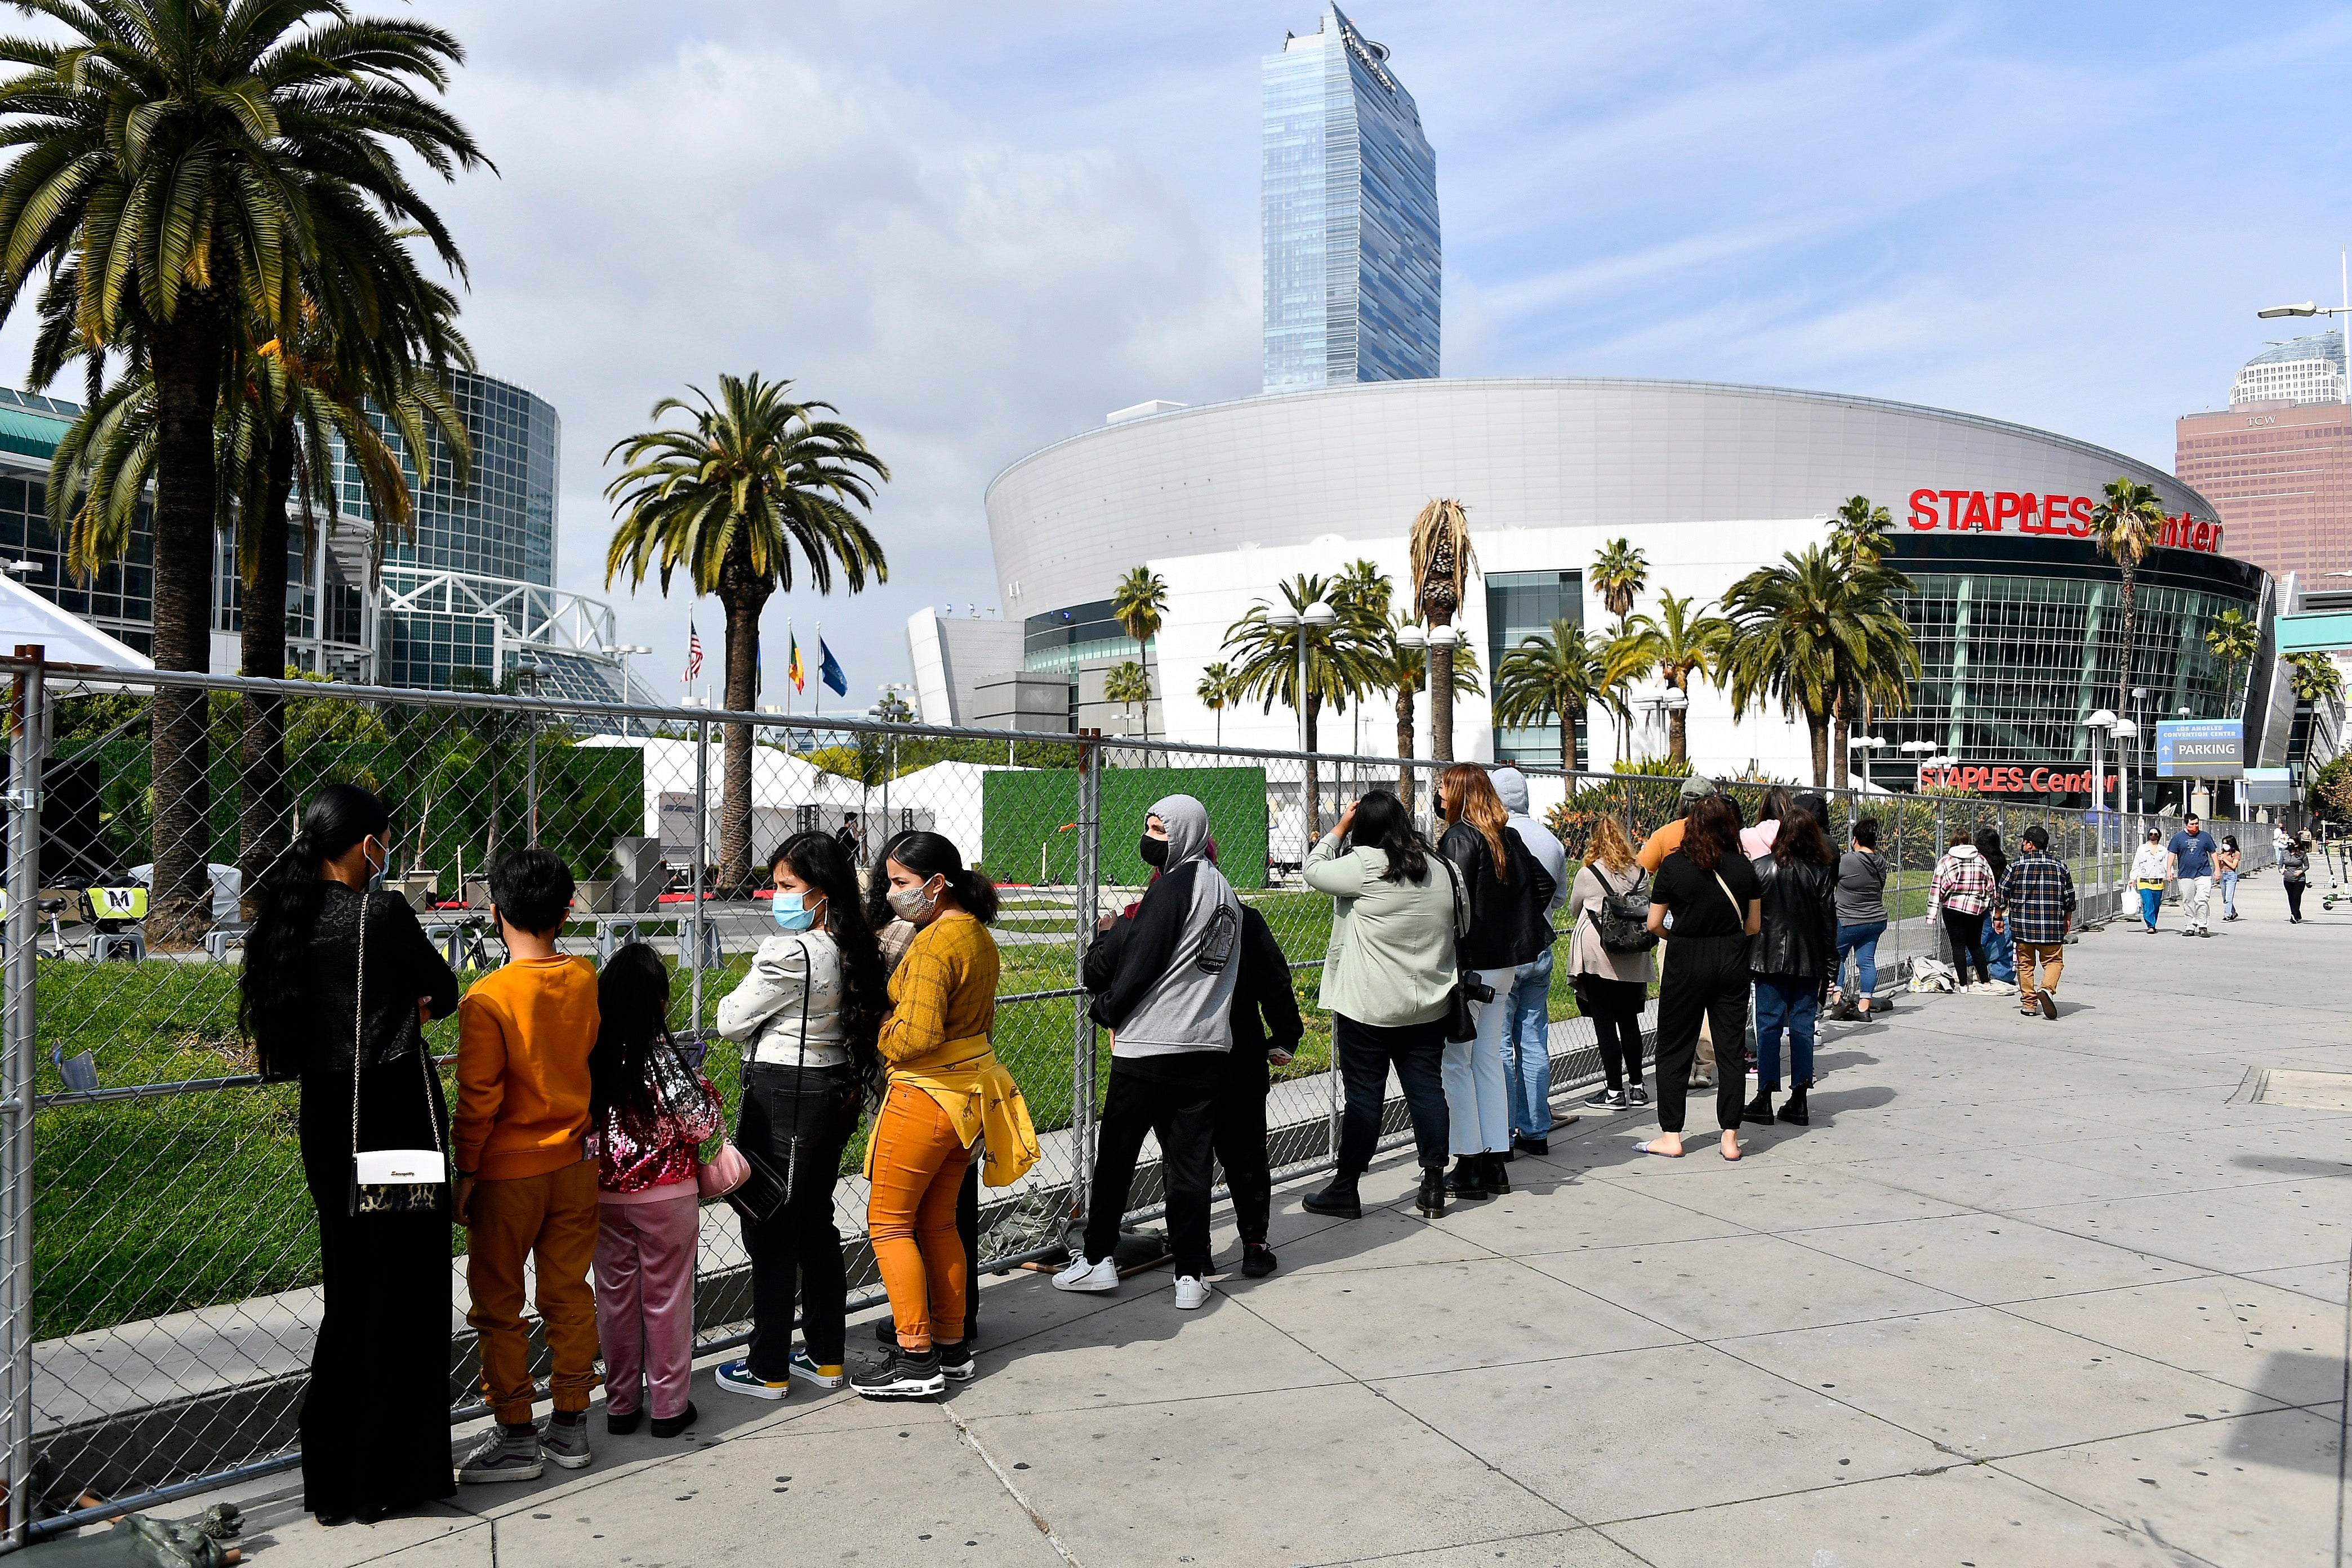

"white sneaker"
[1052,1256,1119,1294]
[1173,1275,1212,1310]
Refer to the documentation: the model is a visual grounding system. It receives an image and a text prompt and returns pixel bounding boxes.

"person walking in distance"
[712,833,888,1401]
[1638,775,1722,1090]
[1829,818,1889,1023]
[1059,797,1243,1310]
[1929,831,1998,991]
[2168,812,2220,938]
[2282,834,2311,923]
[1215,868,1304,1279]
[1745,808,1837,1129]
[2132,828,2170,932]
[2217,836,2242,922]
[1436,765,1555,1199]
[1299,790,1465,1221]
[1638,794,1761,1162]
[1992,825,2075,1019]
[1491,768,1569,1156]
[1972,827,2015,987]
[1571,813,1656,1112]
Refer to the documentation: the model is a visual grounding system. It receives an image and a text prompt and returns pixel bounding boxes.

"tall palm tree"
[1366,617,1481,805]
[1196,661,1236,747]
[2288,652,2345,706]
[1597,626,1657,765]
[2088,478,2168,720]
[1408,500,1476,760]
[1828,495,1895,569]
[1104,660,1151,740]
[1591,537,1649,632]
[2205,607,2259,711]
[1111,565,1166,748]
[605,374,890,893]
[0,0,488,942]
[1493,620,1618,775]
[1620,591,1731,765]
[1722,546,1919,787]
[1224,572,1377,841]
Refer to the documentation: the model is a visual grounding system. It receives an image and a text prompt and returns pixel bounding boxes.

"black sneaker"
[1585,1087,1628,1110]
[1241,1241,1278,1278]
[936,1342,975,1383]
[1627,1084,1651,1107]
[853,1346,945,1400]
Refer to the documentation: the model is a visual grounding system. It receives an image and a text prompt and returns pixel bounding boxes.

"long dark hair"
[590,941,671,1120]
[1972,826,2008,883]
[772,830,887,1092]
[1347,789,1428,884]
[238,783,389,1067]
[885,831,1000,924]
[1681,794,1743,871]
[864,828,916,932]
[1774,806,1834,867]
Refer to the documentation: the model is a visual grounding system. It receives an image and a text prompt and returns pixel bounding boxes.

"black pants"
[2287,880,2305,919]
[1211,1054,1272,1246]
[738,1062,859,1378]
[1652,934,1750,1134]
[1334,1013,1450,1173]
[1086,1064,1218,1280]
[1940,906,1990,984]
[1574,974,1648,1089]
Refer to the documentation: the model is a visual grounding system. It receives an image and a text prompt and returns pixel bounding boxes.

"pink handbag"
[697,1139,750,1200]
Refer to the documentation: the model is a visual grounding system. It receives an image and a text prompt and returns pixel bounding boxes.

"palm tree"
[1111,565,1167,749]
[1596,626,1658,765]
[2288,652,2345,706]
[605,374,890,893]
[1104,660,1151,740]
[1408,500,1476,759]
[1621,591,1731,765]
[2205,607,2259,711]
[2088,478,2168,720]
[1828,495,1896,569]
[1224,573,1377,841]
[1721,546,1919,787]
[1367,617,1481,804]
[1196,661,1236,747]
[0,1,488,942]
[1591,538,1649,633]
[1493,620,1618,774]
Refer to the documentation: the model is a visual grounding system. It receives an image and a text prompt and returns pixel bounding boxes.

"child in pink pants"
[589,946,720,1437]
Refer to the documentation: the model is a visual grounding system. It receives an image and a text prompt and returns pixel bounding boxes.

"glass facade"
[1262,4,1440,392]
[0,473,153,656]
[1487,569,1585,768]
[1022,598,1134,676]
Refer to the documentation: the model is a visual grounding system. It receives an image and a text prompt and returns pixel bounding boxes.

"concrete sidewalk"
[149,875,2348,1567]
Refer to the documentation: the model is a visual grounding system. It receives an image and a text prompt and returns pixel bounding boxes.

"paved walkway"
[158,875,2347,1567]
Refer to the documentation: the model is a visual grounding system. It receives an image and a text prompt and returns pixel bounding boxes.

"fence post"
[1071,730,1102,1224]
[5,651,42,1548]
[692,718,708,1031]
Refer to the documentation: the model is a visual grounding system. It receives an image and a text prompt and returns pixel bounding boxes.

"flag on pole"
[788,633,807,694]
[819,639,848,697]
[683,617,703,682]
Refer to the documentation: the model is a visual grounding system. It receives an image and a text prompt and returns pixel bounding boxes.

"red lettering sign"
[1909,488,1938,529]
[1918,763,2118,796]
[1901,489,2218,552]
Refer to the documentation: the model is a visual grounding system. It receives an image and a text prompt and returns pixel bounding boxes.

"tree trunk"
[1138,636,1151,760]
[1833,692,1852,791]
[238,418,296,916]
[1429,632,1455,762]
[146,300,225,947]
[1668,679,1689,765]
[1394,682,1415,807]
[1808,712,1830,789]
[2117,566,2139,807]
[717,538,774,897]
[1303,693,1322,848]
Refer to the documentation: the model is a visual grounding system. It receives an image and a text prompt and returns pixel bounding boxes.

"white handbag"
[349,893,451,1216]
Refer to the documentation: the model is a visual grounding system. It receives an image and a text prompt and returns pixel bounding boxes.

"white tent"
[582,736,876,862]
[0,572,152,671]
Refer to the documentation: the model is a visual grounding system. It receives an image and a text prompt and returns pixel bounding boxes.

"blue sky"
[12,1,2351,703]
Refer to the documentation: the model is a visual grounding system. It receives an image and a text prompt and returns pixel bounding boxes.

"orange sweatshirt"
[454,956,600,1182]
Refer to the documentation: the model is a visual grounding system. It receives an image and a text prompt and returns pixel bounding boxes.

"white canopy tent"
[0,572,152,671]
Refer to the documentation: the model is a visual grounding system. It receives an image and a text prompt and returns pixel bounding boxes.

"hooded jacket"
[1082,794,1242,1063]
[1491,768,1568,922]
[1930,843,1997,916]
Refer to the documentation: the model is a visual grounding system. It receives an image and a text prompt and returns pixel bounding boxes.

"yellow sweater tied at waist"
[869,1035,1041,1188]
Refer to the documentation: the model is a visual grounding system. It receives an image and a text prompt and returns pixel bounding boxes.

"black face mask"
[1139,835,1169,867]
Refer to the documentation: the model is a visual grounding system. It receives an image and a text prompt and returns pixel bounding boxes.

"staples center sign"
[1908,489,2224,556]
[1918,762,2119,796]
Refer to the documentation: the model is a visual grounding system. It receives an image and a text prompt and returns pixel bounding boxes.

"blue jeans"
[1502,949,1555,1138]
[1980,910,2015,984]
[2139,887,2161,928]
[1752,977,1817,1089]
[1835,921,1886,1001]
[2221,870,2239,917]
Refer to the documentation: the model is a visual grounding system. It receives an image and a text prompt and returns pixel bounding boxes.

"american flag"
[683,617,703,682]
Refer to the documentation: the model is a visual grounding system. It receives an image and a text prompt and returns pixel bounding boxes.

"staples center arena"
[926,377,2286,808]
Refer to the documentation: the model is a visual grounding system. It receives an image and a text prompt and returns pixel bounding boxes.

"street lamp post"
[1899,738,1936,790]
[2259,260,2352,408]
[602,643,652,737]
[2110,718,2140,818]
[517,658,547,848]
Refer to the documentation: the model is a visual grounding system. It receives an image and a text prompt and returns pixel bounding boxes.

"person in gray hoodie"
[1057,795,1242,1310]
[1490,768,1568,1155]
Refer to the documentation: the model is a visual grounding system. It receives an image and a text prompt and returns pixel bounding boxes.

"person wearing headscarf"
[1059,795,1243,1312]
[1490,768,1569,1155]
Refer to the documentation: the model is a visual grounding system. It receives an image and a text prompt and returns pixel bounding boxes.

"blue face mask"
[773,890,820,931]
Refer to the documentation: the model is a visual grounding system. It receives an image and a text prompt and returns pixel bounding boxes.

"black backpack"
[1586,866,1658,954]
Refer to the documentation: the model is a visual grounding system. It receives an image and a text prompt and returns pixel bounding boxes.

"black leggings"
[1652,934,1750,1134]
[1575,974,1648,1089]
[2287,881,2306,920]
[1940,906,1990,984]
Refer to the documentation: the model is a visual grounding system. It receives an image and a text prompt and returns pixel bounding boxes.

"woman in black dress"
[240,785,462,1525]
[1639,793,1762,1162]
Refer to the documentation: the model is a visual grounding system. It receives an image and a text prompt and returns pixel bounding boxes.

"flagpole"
[814,621,822,724]
[785,618,794,719]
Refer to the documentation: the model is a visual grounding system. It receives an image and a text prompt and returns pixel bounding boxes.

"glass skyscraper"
[1262,5,1440,392]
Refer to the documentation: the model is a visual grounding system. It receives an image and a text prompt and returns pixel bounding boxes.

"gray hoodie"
[1081,794,1242,1061]
[1491,767,1567,917]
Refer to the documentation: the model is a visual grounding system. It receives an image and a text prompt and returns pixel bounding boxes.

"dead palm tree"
[1408,500,1476,760]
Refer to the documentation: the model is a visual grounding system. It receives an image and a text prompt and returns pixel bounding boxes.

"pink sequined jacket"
[590,1043,723,1196]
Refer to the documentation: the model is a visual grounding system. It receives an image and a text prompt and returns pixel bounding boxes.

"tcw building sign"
[1908,488,2225,556]
[1916,763,2118,797]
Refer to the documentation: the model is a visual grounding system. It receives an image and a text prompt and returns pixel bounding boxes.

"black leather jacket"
[261,884,461,1080]
[1749,852,1837,983]
[1441,822,1556,970]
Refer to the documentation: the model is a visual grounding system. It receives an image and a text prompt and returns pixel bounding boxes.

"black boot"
[1482,1152,1512,1195]
[1776,1084,1810,1126]
[1303,1173,1364,1219]
[1741,1088,1775,1126]
[1445,1155,1489,1200]
[1416,1166,1447,1218]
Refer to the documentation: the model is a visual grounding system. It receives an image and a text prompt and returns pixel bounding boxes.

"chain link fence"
[0,656,2284,1543]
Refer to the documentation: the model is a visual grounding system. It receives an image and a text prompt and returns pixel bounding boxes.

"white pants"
[2179,875,2213,930]
[1444,966,1515,1155]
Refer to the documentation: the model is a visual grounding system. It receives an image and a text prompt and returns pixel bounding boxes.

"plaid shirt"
[1995,853,2076,947]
